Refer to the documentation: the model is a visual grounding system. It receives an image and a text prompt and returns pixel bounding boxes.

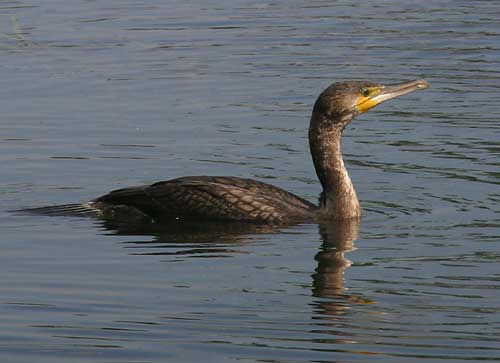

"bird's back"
[93,176,317,224]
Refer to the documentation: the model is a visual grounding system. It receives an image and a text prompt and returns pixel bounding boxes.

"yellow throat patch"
[355,87,383,113]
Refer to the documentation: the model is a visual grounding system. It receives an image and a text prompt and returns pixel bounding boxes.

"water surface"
[1,1,500,362]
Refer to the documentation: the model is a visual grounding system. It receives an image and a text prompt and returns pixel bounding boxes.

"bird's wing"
[95,176,316,223]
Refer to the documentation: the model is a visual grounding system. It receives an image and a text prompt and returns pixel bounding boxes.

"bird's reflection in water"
[100,220,280,257]
[99,218,371,312]
[312,218,373,321]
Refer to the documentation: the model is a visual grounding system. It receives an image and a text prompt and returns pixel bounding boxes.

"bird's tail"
[13,202,102,217]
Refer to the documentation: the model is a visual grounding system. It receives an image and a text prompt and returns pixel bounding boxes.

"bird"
[21,79,428,224]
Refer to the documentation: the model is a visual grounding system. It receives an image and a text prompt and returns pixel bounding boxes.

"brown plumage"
[20,80,428,224]
[93,176,317,224]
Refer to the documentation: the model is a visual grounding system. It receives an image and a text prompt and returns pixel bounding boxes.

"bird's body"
[20,79,428,224]
[93,176,317,224]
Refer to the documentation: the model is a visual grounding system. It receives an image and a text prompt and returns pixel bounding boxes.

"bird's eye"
[361,88,370,97]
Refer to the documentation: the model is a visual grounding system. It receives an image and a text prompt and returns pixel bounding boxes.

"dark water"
[2,1,500,362]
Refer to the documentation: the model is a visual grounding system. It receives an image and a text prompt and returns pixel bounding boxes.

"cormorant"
[22,79,428,224]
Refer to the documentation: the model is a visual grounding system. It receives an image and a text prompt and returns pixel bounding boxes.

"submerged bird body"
[22,79,428,224]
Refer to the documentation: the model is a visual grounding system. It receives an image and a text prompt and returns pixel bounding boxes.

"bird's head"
[312,79,429,128]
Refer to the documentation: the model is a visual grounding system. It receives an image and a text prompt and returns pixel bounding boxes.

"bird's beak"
[356,79,429,113]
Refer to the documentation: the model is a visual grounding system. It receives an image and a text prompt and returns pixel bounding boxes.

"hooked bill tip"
[415,79,430,89]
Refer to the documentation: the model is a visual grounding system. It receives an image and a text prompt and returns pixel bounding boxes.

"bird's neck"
[309,114,361,219]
